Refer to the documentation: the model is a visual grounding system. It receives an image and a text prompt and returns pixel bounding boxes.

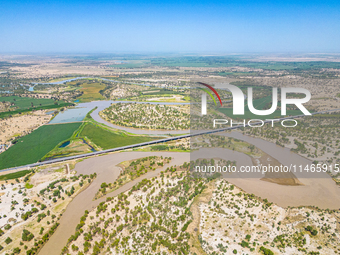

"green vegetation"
[101,103,189,130]
[306,226,318,236]
[147,56,340,70]
[150,144,189,152]
[140,89,184,95]
[0,95,73,119]
[76,81,106,102]
[25,223,59,255]
[0,123,82,170]
[5,237,12,244]
[22,229,34,242]
[25,182,34,189]
[0,170,31,180]
[41,138,98,160]
[79,123,156,150]
[95,156,171,198]
[260,246,274,255]
[0,103,73,119]
[63,163,209,254]
[0,96,56,110]
[45,76,78,83]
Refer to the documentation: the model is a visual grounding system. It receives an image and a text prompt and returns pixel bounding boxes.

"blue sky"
[0,0,339,53]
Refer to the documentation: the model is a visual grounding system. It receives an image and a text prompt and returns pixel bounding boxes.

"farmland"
[0,96,56,110]
[0,123,82,170]
[79,123,157,150]
[0,96,71,119]
[76,80,106,102]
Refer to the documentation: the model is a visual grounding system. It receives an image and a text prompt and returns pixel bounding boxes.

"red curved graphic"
[198,82,223,106]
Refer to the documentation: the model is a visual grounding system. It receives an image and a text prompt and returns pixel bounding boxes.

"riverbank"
[39,134,340,254]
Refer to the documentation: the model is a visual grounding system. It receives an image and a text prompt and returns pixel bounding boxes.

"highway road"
[2,108,340,172]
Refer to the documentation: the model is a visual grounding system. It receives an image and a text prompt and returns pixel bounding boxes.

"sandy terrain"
[200,179,340,254]
[0,110,52,150]
[55,157,340,255]
[0,164,92,254]
[39,151,190,255]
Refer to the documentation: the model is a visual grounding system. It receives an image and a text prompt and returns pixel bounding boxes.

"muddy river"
[39,132,340,255]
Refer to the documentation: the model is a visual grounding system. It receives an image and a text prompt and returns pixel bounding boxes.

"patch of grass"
[77,81,106,102]
[0,170,31,180]
[0,123,82,170]
[53,200,68,213]
[79,123,156,150]
[41,138,97,160]
[25,182,34,189]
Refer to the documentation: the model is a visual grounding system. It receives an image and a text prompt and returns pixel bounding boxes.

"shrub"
[260,246,274,255]
[13,247,20,254]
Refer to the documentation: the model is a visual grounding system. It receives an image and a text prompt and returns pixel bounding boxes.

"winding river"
[38,151,191,255]
[39,133,340,254]
[33,76,340,254]
[50,100,190,135]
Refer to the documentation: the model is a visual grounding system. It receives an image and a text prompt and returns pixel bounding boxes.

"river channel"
[50,100,190,135]
[39,135,340,254]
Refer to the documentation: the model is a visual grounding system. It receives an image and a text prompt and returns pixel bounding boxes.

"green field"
[0,123,82,170]
[0,96,72,119]
[0,96,57,110]
[79,123,156,150]
[74,81,106,102]
[0,170,31,181]
[218,96,303,120]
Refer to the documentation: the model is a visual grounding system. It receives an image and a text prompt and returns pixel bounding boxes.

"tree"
[5,237,12,244]
[13,247,20,254]
[260,246,274,255]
